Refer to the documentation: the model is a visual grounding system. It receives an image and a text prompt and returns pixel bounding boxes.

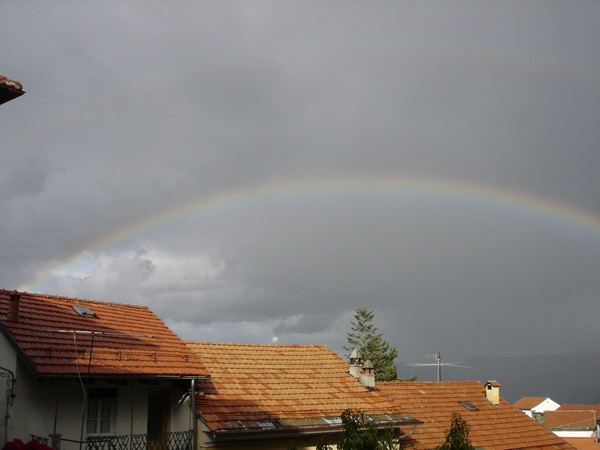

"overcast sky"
[1,1,599,373]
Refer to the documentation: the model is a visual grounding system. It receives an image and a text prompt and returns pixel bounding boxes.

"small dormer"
[485,380,501,406]
[349,348,363,378]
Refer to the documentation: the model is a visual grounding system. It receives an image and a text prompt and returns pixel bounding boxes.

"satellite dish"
[406,352,471,382]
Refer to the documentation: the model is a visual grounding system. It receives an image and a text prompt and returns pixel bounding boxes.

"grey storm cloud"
[1,0,599,391]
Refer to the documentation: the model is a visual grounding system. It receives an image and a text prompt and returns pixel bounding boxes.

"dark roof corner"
[0,75,25,105]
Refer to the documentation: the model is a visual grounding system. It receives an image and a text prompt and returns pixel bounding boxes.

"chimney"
[349,348,363,378]
[485,380,501,405]
[360,359,376,389]
[8,290,20,321]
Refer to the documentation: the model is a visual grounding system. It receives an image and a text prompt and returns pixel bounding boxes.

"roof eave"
[35,372,211,380]
[0,86,25,105]
[0,322,41,378]
[209,418,422,443]
[0,326,210,381]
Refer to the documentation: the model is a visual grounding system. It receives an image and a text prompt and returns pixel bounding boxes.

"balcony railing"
[87,431,192,450]
[33,431,192,450]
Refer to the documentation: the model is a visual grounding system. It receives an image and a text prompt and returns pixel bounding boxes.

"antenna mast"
[406,352,471,382]
[432,352,442,382]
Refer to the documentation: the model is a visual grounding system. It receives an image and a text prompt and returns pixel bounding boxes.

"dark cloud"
[1,1,599,381]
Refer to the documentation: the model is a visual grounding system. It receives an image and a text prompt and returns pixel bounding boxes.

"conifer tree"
[344,306,399,381]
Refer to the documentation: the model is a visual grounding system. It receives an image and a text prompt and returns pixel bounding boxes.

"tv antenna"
[406,352,471,382]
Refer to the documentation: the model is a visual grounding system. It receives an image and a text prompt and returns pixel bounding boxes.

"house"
[378,380,575,450]
[0,75,24,105]
[542,405,600,450]
[0,289,581,450]
[514,396,561,419]
[558,404,600,428]
[0,289,209,450]
[186,342,420,449]
[541,410,597,438]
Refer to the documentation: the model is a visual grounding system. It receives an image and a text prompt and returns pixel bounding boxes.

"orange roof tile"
[543,410,597,431]
[378,381,575,450]
[0,289,208,378]
[187,342,418,437]
[562,437,599,450]
[514,396,551,409]
[558,404,600,417]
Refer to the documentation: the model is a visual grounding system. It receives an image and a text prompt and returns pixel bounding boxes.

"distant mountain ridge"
[398,350,600,404]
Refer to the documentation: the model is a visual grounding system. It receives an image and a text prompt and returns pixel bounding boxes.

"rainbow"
[22,175,600,293]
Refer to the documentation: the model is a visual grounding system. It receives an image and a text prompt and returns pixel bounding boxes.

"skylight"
[257,421,277,429]
[459,400,479,411]
[72,305,97,318]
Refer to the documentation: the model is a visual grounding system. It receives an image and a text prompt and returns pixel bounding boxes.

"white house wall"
[196,420,340,450]
[532,398,560,413]
[12,359,69,443]
[0,332,18,447]
[3,352,194,450]
[0,331,17,374]
[198,431,339,450]
[552,430,595,438]
[170,386,194,433]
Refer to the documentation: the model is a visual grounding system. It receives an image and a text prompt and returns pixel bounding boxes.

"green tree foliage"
[400,374,418,382]
[316,436,333,450]
[436,412,475,450]
[345,306,399,381]
[289,438,332,450]
[335,410,403,450]
[337,410,380,450]
[294,410,404,450]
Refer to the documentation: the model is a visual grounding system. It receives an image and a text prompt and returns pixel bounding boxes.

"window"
[73,305,97,318]
[458,400,479,411]
[87,389,116,434]
[323,417,343,425]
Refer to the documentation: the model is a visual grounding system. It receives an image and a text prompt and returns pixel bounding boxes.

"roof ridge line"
[1,289,150,310]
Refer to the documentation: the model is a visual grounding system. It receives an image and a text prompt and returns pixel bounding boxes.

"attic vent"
[459,400,479,411]
[73,305,97,318]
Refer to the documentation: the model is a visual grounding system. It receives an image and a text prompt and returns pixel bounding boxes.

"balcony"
[32,430,193,450]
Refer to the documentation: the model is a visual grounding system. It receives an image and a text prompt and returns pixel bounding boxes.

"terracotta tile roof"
[0,289,208,378]
[558,404,600,417]
[562,438,599,450]
[515,396,550,410]
[543,410,597,431]
[378,381,575,450]
[187,342,418,437]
